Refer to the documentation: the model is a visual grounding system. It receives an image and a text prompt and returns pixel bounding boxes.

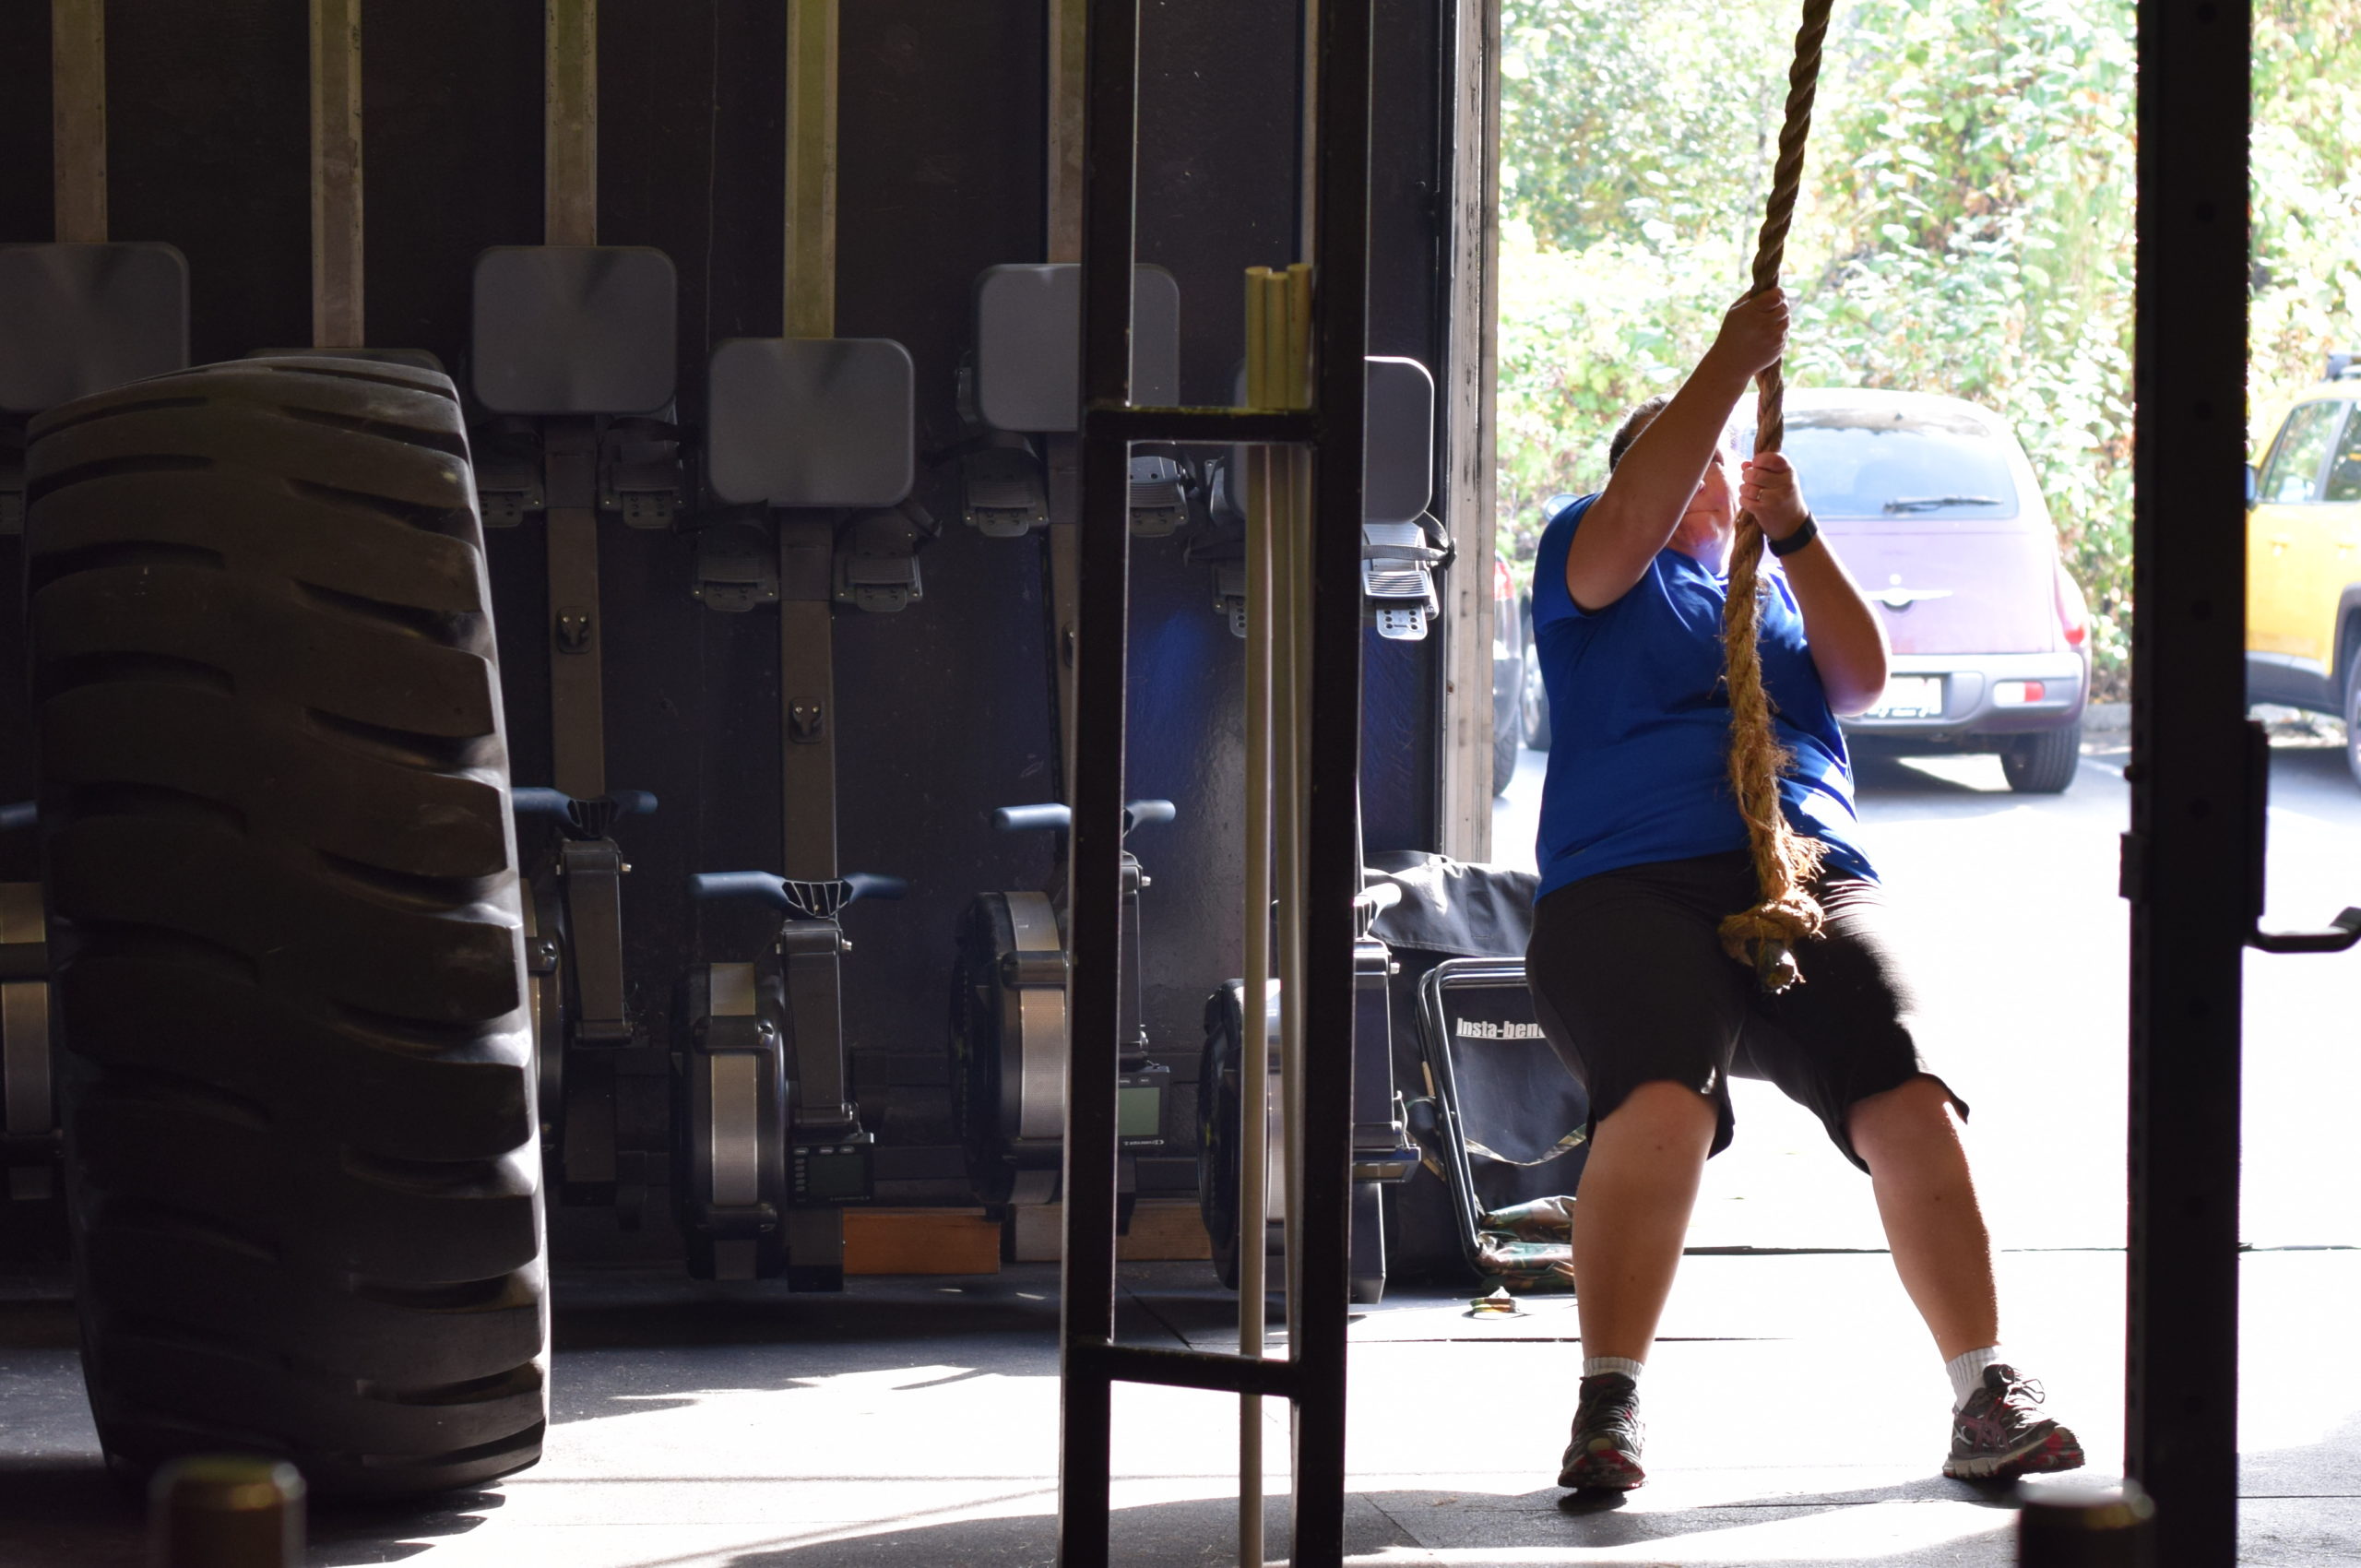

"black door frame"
[2128,5,2279,1564]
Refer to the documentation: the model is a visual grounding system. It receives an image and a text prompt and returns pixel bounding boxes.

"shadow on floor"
[678,1479,2020,1568]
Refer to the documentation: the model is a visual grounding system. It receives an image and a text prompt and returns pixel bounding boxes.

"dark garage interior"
[0,2,2353,1565]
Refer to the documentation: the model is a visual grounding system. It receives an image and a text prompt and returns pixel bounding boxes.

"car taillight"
[2053,559,2090,649]
[1493,557,1513,603]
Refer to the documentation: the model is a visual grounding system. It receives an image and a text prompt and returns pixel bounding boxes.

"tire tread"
[26,357,545,1499]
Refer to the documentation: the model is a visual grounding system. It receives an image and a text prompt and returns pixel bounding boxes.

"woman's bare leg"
[1572,1080,1718,1360]
[1848,1074,1999,1360]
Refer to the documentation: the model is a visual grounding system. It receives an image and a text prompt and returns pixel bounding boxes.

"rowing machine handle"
[512,787,659,820]
[992,803,1070,835]
[689,872,785,906]
[840,872,910,905]
[991,799,1178,836]
[689,872,911,911]
[1123,799,1177,831]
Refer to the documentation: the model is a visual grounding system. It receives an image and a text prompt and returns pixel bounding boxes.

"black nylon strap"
[1767,511,1820,558]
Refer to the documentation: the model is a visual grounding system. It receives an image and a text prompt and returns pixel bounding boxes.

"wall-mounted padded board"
[1228,355,1437,526]
[706,337,915,508]
[1364,356,1436,526]
[471,246,677,415]
[973,263,1180,433]
[0,244,189,413]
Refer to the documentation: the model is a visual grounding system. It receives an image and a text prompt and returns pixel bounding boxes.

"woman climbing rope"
[1523,292,2087,1492]
[1523,0,2084,1494]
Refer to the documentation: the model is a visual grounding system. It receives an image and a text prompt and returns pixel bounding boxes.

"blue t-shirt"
[1530,493,1875,898]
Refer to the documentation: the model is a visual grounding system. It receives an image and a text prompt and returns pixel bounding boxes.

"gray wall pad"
[471,246,678,415]
[706,337,914,508]
[0,244,188,412]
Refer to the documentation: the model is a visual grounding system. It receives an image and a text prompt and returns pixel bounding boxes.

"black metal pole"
[1292,0,1372,1562]
[2126,4,2251,1563]
[1057,1,1139,1563]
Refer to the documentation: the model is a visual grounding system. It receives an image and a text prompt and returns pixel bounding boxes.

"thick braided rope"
[1718,0,1837,992]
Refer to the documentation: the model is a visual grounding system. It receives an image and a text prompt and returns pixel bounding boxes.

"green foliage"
[2251,5,2361,448]
[1500,0,2361,685]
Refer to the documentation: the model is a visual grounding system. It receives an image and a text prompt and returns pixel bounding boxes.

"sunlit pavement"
[3,731,2355,1566]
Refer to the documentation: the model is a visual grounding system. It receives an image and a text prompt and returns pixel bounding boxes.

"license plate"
[1862,675,1943,720]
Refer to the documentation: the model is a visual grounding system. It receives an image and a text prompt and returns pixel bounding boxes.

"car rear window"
[1750,408,2021,521]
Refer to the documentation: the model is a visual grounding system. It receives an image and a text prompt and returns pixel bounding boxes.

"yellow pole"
[784,0,839,339]
[544,0,597,245]
[51,0,106,244]
[310,0,365,348]
[1277,262,1313,1349]
[1239,267,1280,1568]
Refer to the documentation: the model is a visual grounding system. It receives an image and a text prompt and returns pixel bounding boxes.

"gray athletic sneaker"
[1943,1364,2086,1481]
[1557,1372,1645,1491]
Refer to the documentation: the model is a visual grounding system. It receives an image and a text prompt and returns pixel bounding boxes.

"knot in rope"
[1715,0,1837,993]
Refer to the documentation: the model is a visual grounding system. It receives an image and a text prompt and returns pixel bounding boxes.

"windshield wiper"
[1881,494,2004,513]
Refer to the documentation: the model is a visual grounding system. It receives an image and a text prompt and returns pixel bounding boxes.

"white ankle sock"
[1584,1356,1645,1383]
[1946,1346,2004,1409]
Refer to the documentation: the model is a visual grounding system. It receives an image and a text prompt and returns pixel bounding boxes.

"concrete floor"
[7,731,2357,1565]
[5,1249,2356,1567]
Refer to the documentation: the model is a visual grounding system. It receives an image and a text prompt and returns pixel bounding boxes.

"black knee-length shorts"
[1525,849,1962,1170]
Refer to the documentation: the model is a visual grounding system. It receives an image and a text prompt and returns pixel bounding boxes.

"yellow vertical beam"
[1239,266,1285,1568]
[1045,0,1086,264]
[1044,0,1088,805]
[779,0,842,884]
[544,0,597,246]
[51,0,106,244]
[311,0,365,348]
[1298,0,1321,261]
[784,0,838,338]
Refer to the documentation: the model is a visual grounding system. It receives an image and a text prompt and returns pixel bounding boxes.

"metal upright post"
[1294,0,1372,1554]
[2125,4,2252,1563]
[1058,0,1143,1558]
[1058,1,1370,1562]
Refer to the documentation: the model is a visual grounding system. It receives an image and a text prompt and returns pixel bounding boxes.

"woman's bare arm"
[1739,452,1889,715]
[1566,291,1788,612]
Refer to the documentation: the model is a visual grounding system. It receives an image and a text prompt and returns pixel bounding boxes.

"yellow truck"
[2247,356,2361,785]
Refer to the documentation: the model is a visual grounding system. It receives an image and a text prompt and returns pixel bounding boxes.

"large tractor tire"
[22,357,547,1498]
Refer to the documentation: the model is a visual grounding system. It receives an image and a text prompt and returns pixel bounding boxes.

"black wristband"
[1767,513,1819,558]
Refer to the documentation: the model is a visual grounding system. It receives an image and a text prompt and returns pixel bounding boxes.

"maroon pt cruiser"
[1759,388,2094,794]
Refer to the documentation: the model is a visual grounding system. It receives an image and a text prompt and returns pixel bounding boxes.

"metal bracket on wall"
[599,416,689,527]
[0,881,54,1202]
[832,501,940,613]
[543,417,607,800]
[0,426,24,535]
[693,514,781,612]
[471,418,545,528]
[958,434,1050,537]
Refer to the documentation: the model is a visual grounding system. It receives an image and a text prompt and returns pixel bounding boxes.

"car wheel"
[1492,709,1520,799]
[1999,723,2082,793]
[1521,651,1551,752]
[2343,661,2361,790]
[25,358,547,1498]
